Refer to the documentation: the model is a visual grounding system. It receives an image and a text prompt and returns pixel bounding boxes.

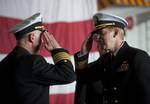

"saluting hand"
[80,34,93,55]
[42,31,61,51]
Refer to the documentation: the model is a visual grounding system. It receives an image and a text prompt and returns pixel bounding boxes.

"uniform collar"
[111,41,130,70]
[13,46,31,57]
[114,41,125,56]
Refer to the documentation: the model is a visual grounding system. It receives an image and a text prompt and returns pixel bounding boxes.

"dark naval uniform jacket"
[0,46,76,104]
[74,42,150,104]
[74,80,103,104]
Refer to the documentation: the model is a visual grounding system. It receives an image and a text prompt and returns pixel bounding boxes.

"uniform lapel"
[111,42,130,72]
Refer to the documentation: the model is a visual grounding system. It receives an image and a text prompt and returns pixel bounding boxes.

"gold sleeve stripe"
[54,56,70,63]
[53,52,70,63]
[76,60,88,70]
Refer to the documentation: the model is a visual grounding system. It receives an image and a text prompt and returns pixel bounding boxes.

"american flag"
[0,0,98,104]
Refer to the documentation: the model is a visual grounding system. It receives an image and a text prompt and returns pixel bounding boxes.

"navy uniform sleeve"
[74,52,107,104]
[32,48,76,85]
[134,51,150,104]
[74,52,104,83]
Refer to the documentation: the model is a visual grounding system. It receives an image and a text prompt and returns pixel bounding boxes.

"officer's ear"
[113,28,119,38]
[28,32,35,43]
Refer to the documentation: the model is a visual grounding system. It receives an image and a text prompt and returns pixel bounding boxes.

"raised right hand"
[42,31,61,51]
[80,34,93,55]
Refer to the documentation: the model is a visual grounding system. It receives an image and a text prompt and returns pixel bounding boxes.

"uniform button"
[114,99,118,103]
[113,87,117,90]
[104,88,107,91]
[104,100,108,104]
[104,68,106,72]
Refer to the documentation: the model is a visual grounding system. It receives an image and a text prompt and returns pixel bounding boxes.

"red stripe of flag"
[50,93,74,104]
[0,16,96,56]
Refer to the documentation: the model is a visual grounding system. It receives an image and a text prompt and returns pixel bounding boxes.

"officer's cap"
[93,12,128,33]
[10,13,45,36]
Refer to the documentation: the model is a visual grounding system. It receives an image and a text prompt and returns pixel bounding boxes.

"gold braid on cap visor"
[35,26,46,32]
[95,23,115,30]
